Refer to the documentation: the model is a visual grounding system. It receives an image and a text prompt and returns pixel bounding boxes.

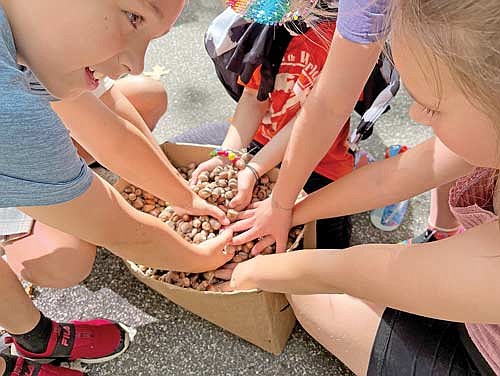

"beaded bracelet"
[210,147,242,164]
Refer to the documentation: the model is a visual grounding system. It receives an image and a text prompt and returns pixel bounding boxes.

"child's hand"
[195,229,235,270]
[173,196,230,225]
[249,235,276,256]
[229,167,257,211]
[227,197,293,253]
[230,258,259,291]
[189,157,224,185]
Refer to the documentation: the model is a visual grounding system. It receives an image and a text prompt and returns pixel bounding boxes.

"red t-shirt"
[240,21,354,181]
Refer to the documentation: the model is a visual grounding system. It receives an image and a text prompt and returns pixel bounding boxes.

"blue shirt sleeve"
[0,71,94,207]
[0,9,93,208]
[337,0,389,44]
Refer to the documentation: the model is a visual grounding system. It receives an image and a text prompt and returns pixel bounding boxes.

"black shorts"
[368,308,495,376]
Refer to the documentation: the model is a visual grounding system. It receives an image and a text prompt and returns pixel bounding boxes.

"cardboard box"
[116,142,316,355]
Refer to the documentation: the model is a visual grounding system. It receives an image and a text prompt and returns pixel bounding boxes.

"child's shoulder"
[0,6,17,66]
[0,8,55,123]
[0,6,33,105]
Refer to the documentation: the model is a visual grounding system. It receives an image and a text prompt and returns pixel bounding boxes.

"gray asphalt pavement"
[33,1,434,375]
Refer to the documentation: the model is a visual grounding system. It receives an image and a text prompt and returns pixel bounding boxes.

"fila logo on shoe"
[61,325,71,347]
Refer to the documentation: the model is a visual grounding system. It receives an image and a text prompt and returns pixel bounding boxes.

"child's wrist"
[245,163,260,182]
[212,155,225,165]
[271,195,294,211]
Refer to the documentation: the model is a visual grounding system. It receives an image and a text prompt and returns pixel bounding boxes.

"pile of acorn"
[120,154,303,292]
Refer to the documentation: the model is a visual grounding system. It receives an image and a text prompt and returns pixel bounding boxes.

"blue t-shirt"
[337,0,389,44]
[0,7,93,208]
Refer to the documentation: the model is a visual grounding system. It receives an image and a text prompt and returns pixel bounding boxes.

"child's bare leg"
[61,76,168,165]
[0,257,41,335]
[288,294,384,376]
[112,75,168,131]
[429,181,460,230]
[0,248,128,368]
[3,221,96,288]
[404,180,461,244]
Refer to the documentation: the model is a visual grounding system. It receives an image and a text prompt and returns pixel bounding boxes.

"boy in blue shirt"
[0,1,234,374]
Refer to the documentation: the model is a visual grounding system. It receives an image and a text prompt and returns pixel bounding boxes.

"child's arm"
[52,91,227,223]
[229,137,473,242]
[21,173,234,272]
[190,87,268,183]
[230,32,385,252]
[247,115,297,175]
[291,137,473,225]
[229,116,296,210]
[231,220,500,324]
[222,88,269,150]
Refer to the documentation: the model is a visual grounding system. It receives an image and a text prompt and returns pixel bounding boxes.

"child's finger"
[195,229,234,270]
[275,232,289,253]
[226,218,254,233]
[214,268,233,281]
[251,236,275,256]
[221,262,238,270]
[247,201,262,210]
[189,168,203,185]
[205,203,230,225]
[232,228,260,245]
[236,209,256,221]
[218,281,233,292]
[229,191,252,211]
[200,229,233,253]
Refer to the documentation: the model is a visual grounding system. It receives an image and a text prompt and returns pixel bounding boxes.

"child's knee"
[116,75,168,131]
[142,77,168,130]
[21,243,97,288]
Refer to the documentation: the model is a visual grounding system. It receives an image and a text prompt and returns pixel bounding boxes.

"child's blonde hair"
[391,0,500,128]
[392,0,500,214]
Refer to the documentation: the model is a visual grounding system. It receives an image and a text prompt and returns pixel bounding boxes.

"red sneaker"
[7,319,134,364]
[9,356,84,376]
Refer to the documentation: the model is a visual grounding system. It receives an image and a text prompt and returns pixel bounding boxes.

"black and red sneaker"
[4,355,85,376]
[401,226,464,245]
[6,319,134,364]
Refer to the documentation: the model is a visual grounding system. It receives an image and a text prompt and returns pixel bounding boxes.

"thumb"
[189,167,203,186]
[275,232,288,254]
[230,181,253,210]
[205,203,230,225]
[202,229,234,255]
[217,228,234,250]
[229,189,248,211]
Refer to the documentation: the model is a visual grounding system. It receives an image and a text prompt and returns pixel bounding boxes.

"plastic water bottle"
[370,145,410,231]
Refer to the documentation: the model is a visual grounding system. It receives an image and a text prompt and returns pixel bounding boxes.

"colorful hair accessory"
[226,0,317,25]
[210,147,242,164]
